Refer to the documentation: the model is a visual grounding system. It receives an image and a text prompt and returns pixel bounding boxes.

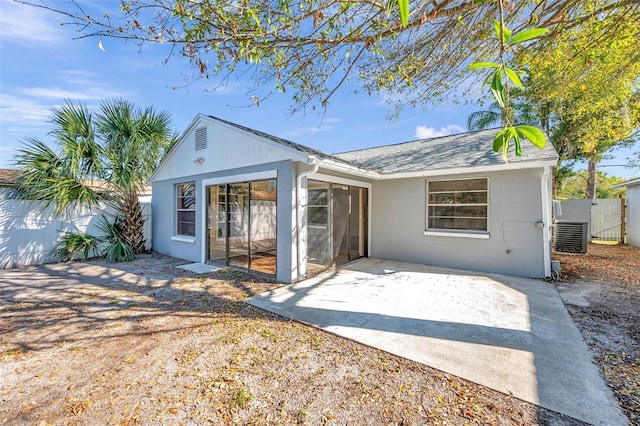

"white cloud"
[20,86,129,101]
[0,94,53,124]
[0,0,66,46]
[414,124,464,139]
[0,79,132,127]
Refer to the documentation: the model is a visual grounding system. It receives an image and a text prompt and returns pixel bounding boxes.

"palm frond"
[49,231,103,262]
[50,100,103,178]
[13,138,103,215]
[467,110,502,131]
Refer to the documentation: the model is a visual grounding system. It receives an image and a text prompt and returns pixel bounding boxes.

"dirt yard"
[0,254,590,425]
[555,243,640,425]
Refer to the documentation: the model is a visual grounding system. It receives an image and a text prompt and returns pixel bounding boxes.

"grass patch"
[234,388,252,408]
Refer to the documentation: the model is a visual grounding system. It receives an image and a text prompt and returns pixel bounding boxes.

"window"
[426,178,488,232]
[308,181,329,227]
[176,182,196,236]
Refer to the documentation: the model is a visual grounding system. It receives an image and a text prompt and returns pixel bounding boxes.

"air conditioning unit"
[553,221,588,254]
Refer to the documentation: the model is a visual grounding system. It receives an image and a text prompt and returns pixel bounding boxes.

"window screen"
[426,178,488,232]
[308,181,329,227]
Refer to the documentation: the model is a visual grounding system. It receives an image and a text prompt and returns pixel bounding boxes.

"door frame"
[201,171,278,265]
[306,172,372,270]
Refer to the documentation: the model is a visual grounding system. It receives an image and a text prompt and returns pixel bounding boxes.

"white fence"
[0,200,151,268]
[559,198,624,243]
[591,198,624,242]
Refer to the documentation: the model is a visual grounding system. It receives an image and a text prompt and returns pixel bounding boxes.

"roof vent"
[195,126,207,151]
[553,221,588,254]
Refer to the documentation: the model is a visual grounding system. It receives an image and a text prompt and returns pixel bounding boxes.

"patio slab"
[176,263,221,274]
[248,258,626,425]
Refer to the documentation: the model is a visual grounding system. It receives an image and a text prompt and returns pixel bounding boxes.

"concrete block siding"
[370,169,547,278]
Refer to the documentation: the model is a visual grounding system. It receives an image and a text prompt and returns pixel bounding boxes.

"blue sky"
[0,0,637,180]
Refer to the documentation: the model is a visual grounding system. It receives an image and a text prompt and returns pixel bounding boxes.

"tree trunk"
[586,160,597,199]
[120,192,146,254]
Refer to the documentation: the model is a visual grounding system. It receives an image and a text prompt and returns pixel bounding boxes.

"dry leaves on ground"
[0,253,584,425]
[555,243,640,424]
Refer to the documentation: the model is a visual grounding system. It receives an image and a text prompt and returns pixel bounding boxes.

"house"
[611,178,640,247]
[0,168,20,199]
[150,115,558,283]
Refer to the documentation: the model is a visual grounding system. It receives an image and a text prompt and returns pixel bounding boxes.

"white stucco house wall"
[612,178,640,247]
[150,114,558,283]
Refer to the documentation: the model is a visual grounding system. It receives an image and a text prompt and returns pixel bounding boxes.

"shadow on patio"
[248,257,627,426]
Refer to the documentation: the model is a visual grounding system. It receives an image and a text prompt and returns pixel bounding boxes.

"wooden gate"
[590,198,624,242]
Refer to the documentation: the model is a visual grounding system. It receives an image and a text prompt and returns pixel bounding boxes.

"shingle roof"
[204,117,557,175]
[334,127,558,174]
[0,168,20,185]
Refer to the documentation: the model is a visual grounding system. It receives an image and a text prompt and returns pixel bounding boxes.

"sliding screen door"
[307,180,368,274]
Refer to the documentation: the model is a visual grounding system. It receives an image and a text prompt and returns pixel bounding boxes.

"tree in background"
[557,171,626,200]
[468,7,639,196]
[517,8,640,198]
[15,99,174,260]
[466,91,540,133]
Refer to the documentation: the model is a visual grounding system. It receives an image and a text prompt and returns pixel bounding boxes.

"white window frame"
[307,182,329,229]
[175,182,196,238]
[425,177,490,238]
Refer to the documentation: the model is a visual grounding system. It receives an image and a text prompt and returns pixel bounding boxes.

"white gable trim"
[611,177,640,188]
[150,114,310,182]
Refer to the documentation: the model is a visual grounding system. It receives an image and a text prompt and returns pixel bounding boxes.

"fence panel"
[590,199,623,242]
[0,200,152,268]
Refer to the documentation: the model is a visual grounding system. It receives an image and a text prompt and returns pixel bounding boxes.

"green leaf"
[387,0,397,15]
[493,20,501,40]
[511,126,522,156]
[505,67,524,89]
[516,125,547,148]
[507,28,549,45]
[398,0,409,27]
[493,21,512,42]
[468,61,499,70]
[493,128,510,156]
[490,72,505,108]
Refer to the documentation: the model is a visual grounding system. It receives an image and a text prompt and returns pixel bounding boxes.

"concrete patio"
[248,258,626,425]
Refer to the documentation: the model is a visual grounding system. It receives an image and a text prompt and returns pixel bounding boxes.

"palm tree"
[15,99,173,259]
[467,90,540,132]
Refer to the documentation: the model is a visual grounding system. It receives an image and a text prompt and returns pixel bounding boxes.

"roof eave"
[377,158,558,180]
[611,177,640,188]
[317,158,381,179]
